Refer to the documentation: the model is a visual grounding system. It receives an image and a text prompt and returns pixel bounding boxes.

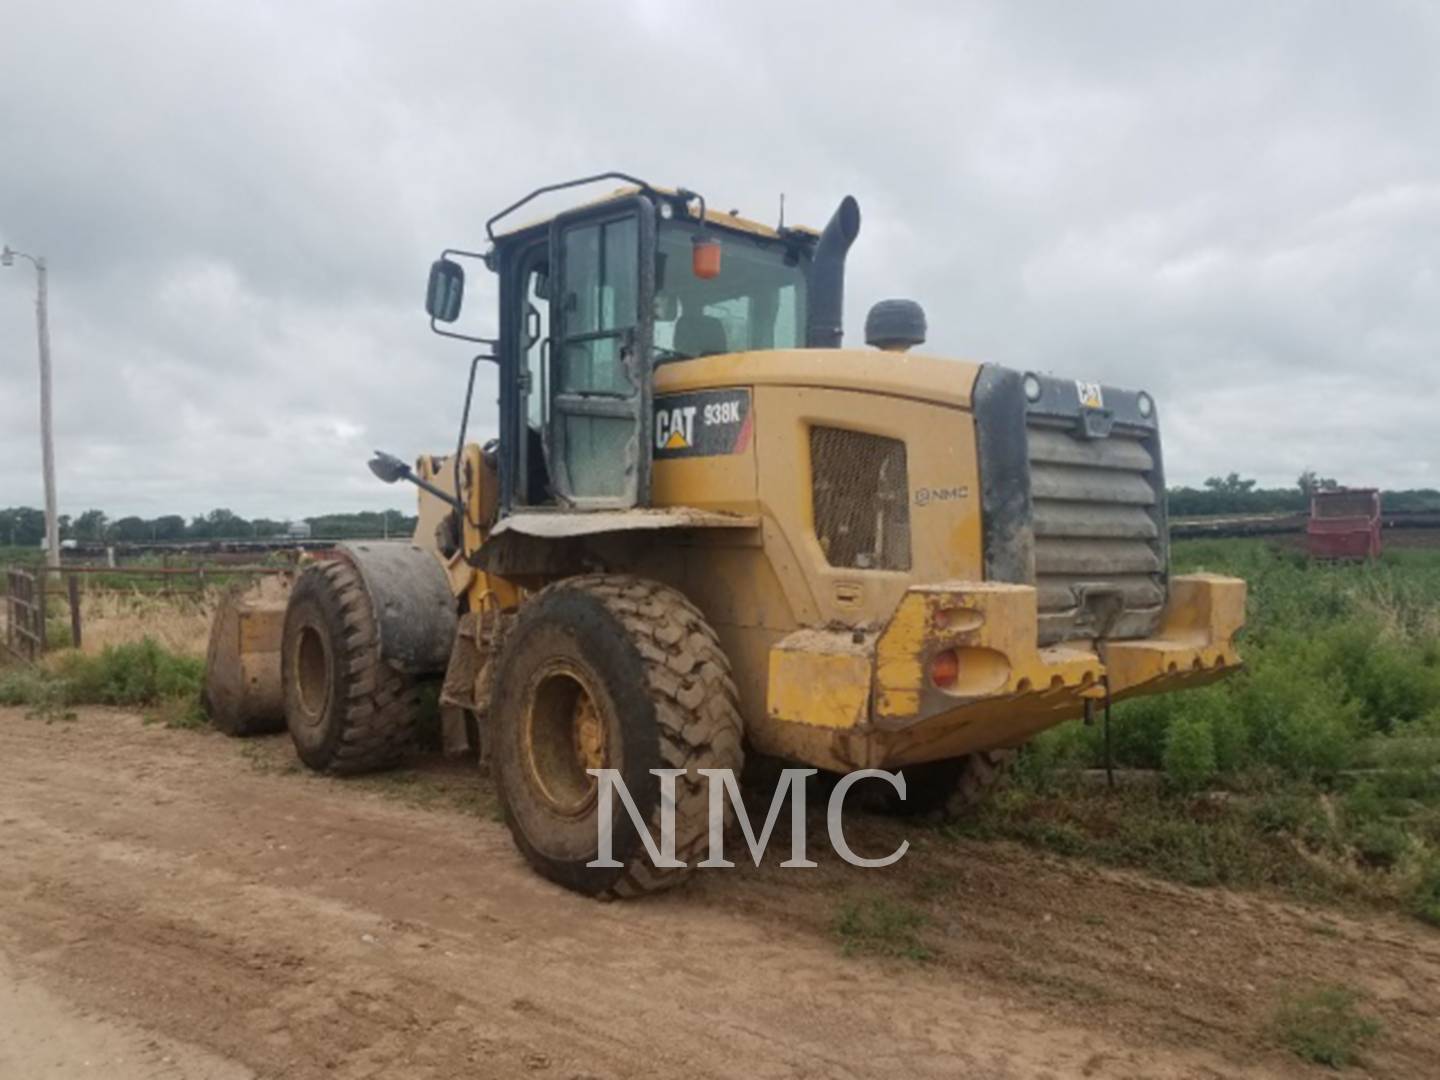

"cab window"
[653,226,807,361]
[557,216,638,395]
[553,214,642,499]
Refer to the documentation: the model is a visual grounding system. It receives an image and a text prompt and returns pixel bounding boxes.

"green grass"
[0,545,43,566]
[0,638,205,727]
[831,896,933,961]
[954,541,1440,923]
[1269,984,1381,1067]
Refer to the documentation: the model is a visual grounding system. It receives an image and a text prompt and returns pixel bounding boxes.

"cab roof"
[494,184,819,245]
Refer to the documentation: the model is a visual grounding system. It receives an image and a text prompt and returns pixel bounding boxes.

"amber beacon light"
[692,232,722,279]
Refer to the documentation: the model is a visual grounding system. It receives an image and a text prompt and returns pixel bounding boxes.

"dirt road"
[2,707,1437,1079]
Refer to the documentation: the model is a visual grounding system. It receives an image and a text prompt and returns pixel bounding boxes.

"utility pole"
[3,245,60,568]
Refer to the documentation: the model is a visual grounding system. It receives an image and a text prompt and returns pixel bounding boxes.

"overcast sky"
[2,1,1437,520]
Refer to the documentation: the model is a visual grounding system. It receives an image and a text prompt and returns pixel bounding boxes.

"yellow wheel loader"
[204,172,1244,898]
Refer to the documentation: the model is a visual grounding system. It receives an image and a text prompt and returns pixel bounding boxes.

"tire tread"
[510,574,743,899]
[287,558,420,774]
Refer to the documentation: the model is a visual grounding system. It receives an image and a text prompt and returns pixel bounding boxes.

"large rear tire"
[491,575,743,899]
[281,559,420,774]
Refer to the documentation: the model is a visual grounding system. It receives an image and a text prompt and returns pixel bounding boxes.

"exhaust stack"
[805,196,861,348]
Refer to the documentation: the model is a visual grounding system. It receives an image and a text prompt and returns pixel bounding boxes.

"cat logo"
[653,389,751,460]
[1075,380,1105,410]
[655,405,698,451]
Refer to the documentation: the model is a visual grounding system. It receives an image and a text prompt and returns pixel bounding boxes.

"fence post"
[37,567,48,653]
[67,572,82,650]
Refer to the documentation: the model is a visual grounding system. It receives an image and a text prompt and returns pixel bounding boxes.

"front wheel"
[490,575,743,899]
[886,750,1016,818]
[281,559,420,774]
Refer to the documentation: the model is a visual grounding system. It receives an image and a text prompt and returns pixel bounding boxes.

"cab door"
[547,196,656,508]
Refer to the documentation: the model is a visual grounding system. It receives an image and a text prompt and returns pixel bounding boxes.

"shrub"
[1367,719,1440,799]
[1270,985,1381,1067]
[1405,858,1440,927]
[1342,780,1388,826]
[1162,710,1216,790]
[0,639,203,716]
[1249,792,1313,835]
[1209,702,1250,775]
[0,666,52,706]
[0,665,75,721]
[1325,625,1440,732]
[54,639,204,706]
[1351,822,1408,869]
[1074,697,1161,770]
[1238,659,1362,778]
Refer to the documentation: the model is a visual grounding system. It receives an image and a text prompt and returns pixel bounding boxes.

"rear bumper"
[761,574,1244,771]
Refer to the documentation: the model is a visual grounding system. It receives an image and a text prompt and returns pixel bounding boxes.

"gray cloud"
[2,0,1437,521]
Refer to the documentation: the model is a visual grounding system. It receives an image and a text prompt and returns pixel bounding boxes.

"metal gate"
[4,567,46,661]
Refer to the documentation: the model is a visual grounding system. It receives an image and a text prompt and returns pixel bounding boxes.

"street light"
[2,244,60,569]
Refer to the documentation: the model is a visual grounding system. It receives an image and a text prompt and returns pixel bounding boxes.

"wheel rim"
[522,663,610,817]
[293,624,332,728]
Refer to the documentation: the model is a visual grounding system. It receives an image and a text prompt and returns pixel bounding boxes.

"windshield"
[653,224,808,362]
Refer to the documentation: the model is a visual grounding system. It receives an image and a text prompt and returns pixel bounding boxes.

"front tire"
[491,575,743,899]
[281,559,420,774]
[887,750,1016,818]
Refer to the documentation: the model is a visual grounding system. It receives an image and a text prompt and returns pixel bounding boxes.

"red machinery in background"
[1306,488,1382,560]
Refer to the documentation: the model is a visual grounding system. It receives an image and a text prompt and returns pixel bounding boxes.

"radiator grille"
[810,427,911,571]
[1027,421,1165,644]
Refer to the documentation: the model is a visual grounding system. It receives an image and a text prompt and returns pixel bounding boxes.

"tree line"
[1167,473,1440,518]
[0,506,419,547]
[4,473,1439,548]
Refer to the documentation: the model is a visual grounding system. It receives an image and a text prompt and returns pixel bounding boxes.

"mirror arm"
[428,318,499,347]
[454,353,486,531]
[406,472,464,511]
[368,451,464,512]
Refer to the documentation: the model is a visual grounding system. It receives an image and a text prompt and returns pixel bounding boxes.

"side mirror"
[368,450,410,484]
[426,258,465,322]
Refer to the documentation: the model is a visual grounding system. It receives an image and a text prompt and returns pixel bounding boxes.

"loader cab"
[429,182,814,517]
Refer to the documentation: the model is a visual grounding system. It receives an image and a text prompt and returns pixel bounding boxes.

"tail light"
[929,649,960,689]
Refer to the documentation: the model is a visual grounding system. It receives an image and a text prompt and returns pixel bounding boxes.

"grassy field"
[949,540,1440,925]
[0,550,283,657]
[0,544,44,566]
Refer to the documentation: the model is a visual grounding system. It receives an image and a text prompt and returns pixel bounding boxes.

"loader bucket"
[202,574,294,736]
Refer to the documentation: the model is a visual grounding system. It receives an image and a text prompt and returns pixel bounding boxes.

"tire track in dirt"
[2,707,1436,1078]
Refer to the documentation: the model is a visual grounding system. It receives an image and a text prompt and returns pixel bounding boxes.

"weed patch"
[1269,984,1380,1067]
[967,542,1440,924]
[0,638,204,722]
[1405,858,1440,926]
[55,639,204,705]
[832,896,933,962]
[144,693,209,730]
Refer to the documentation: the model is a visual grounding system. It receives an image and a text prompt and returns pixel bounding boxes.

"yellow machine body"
[412,347,1244,773]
